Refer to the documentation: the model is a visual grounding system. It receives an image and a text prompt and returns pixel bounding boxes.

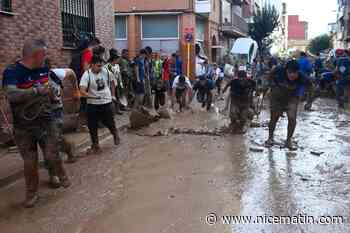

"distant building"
[114,0,252,76]
[287,15,309,52]
[288,15,308,40]
[0,0,115,75]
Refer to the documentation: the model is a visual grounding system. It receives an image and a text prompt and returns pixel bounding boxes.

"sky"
[284,0,338,39]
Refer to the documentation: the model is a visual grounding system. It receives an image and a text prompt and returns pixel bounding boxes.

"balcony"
[232,0,248,6]
[221,13,249,37]
[195,0,211,14]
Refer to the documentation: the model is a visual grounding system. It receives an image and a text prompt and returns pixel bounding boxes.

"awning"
[211,45,224,49]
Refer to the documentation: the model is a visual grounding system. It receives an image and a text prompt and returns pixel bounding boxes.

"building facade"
[0,0,115,75]
[219,0,249,60]
[287,15,309,51]
[114,0,250,77]
[334,0,350,48]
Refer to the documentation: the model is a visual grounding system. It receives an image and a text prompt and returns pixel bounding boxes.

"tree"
[308,34,332,55]
[249,3,280,55]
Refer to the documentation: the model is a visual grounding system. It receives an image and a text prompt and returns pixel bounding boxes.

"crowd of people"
[2,35,350,208]
[0,37,221,208]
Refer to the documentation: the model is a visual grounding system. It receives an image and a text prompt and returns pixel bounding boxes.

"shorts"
[270,89,299,113]
[14,121,60,161]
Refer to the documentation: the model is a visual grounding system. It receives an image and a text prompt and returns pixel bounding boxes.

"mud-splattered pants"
[14,121,68,199]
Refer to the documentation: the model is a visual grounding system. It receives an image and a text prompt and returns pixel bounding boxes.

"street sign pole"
[187,42,190,78]
[184,30,193,78]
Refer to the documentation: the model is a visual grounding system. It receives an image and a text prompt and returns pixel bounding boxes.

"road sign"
[185,33,193,43]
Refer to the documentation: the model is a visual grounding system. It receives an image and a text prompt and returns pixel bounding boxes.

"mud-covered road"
[1,98,350,233]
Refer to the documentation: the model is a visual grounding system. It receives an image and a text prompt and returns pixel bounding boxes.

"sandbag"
[129,107,160,129]
[157,107,171,119]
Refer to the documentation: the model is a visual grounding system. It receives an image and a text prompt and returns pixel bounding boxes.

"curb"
[0,122,129,189]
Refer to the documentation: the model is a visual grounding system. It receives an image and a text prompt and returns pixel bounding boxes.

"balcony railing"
[221,13,248,36]
[195,0,211,14]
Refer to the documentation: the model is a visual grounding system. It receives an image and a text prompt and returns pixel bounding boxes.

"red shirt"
[162,59,170,81]
[80,49,93,76]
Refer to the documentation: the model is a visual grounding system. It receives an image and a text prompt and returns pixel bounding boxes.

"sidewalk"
[0,114,130,188]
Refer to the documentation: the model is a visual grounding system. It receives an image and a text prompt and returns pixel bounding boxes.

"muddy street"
[1,98,350,233]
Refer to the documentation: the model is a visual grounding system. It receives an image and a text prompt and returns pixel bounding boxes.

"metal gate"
[61,0,95,47]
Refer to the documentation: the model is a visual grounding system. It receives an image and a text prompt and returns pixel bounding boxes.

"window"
[142,15,179,39]
[222,0,232,24]
[0,0,12,12]
[196,18,206,42]
[115,16,127,40]
[61,0,95,47]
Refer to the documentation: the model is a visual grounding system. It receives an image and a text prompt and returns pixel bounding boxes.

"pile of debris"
[129,106,171,129]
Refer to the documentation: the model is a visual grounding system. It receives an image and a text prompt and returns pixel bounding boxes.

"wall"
[242,0,254,18]
[95,0,115,50]
[208,0,221,62]
[114,0,192,12]
[0,0,115,77]
[288,15,307,40]
[0,0,67,76]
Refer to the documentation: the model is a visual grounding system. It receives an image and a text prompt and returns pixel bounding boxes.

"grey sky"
[284,0,338,39]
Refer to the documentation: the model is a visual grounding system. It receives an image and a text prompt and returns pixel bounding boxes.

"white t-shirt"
[105,63,122,88]
[80,68,113,105]
[172,75,192,89]
[196,56,206,77]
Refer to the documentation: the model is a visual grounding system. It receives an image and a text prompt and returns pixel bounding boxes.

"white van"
[230,38,258,65]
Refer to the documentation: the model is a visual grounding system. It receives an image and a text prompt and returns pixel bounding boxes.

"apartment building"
[335,0,350,48]
[287,15,309,51]
[114,0,250,77]
[220,0,249,58]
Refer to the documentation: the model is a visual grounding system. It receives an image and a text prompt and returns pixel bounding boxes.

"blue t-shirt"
[272,65,308,97]
[175,57,183,76]
[135,58,145,82]
[3,62,49,88]
[298,56,312,76]
[314,58,323,71]
[2,62,52,125]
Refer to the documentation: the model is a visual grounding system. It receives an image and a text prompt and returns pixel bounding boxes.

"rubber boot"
[63,138,77,164]
[53,160,71,189]
[113,130,121,146]
[87,143,102,155]
[49,176,61,189]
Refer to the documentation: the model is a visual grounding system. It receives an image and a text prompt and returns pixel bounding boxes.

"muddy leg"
[100,103,120,146]
[45,122,71,188]
[229,100,240,133]
[206,91,213,111]
[286,98,299,147]
[267,110,282,146]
